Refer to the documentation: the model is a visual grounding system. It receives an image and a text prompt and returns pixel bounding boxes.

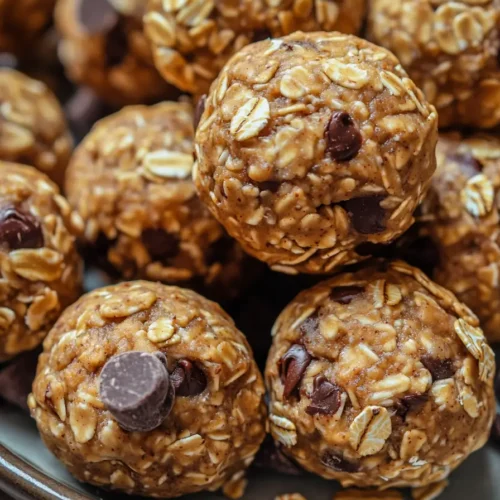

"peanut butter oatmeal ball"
[29,281,267,498]
[144,0,366,96]
[420,134,500,343]
[367,0,500,128]
[0,69,73,187]
[194,32,438,275]
[65,101,248,300]
[55,0,172,106]
[0,162,83,361]
[265,260,496,489]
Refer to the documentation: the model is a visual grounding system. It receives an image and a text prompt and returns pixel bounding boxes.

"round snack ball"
[54,0,174,106]
[368,0,500,128]
[0,162,83,361]
[420,133,500,343]
[194,32,438,275]
[265,260,495,489]
[65,101,249,300]
[0,0,54,56]
[0,69,73,187]
[144,0,366,96]
[29,281,267,498]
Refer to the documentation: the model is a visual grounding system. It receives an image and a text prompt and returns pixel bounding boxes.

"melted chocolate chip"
[449,151,482,178]
[100,351,174,432]
[142,228,180,261]
[78,0,118,35]
[321,451,358,473]
[194,95,207,131]
[326,111,362,161]
[170,360,207,397]
[330,285,364,305]
[279,344,312,399]
[306,375,342,416]
[394,393,428,420]
[105,22,128,67]
[491,414,500,447]
[299,312,319,336]
[0,204,44,250]
[341,196,386,234]
[421,356,455,381]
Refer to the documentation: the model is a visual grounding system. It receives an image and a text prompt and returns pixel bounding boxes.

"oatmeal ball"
[144,0,366,96]
[368,0,500,128]
[266,260,495,489]
[0,162,83,361]
[0,69,73,187]
[194,32,438,275]
[65,101,248,300]
[420,134,500,343]
[30,281,267,498]
[55,0,173,106]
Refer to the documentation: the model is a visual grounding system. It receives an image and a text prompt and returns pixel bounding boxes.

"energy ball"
[367,0,500,128]
[29,281,267,498]
[194,32,438,275]
[55,0,173,106]
[144,0,366,96]
[420,134,500,343]
[65,101,248,300]
[0,69,73,187]
[0,162,83,361]
[266,260,495,489]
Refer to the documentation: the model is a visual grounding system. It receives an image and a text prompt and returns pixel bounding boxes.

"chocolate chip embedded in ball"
[421,356,455,381]
[100,351,175,432]
[306,375,342,416]
[170,359,207,397]
[326,111,362,162]
[279,344,312,399]
[341,196,386,235]
[0,204,44,250]
[78,0,119,35]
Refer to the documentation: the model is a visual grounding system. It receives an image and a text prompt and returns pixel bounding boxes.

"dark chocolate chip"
[306,375,342,416]
[279,344,312,399]
[299,312,319,336]
[321,451,358,473]
[394,393,428,420]
[421,356,455,381]
[449,151,482,178]
[194,95,207,131]
[326,111,362,162]
[78,0,118,35]
[330,285,364,305]
[105,23,128,67]
[170,359,207,397]
[141,228,180,261]
[341,196,386,234]
[100,351,174,432]
[0,204,44,250]
[491,414,500,447]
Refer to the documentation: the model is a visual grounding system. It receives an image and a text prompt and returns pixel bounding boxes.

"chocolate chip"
[105,23,128,67]
[421,356,455,381]
[394,393,428,420]
[449,151,482,178]
[341,196,386,234]
[325,111,362,162]
[170,360,207,397]
[321,451,358,473]
[299,312,319,336]
[279,344,312,399]
[330,286,364,305]
[491,414,500,447]
[0,204,44,250]
[257,180,281,193]
[194,95,207,131]
[100,351,174,432]
[78,0,118,35]
[142,228,180,261]
[306,375,342,416]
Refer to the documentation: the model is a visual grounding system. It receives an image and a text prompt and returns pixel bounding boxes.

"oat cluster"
[266,261,495,488]
[0,69,73,187]
[195,32,438,275]
[368,0,500,128]
[0,162,83,361]
[421,133,500,343]
[30,281,266,498]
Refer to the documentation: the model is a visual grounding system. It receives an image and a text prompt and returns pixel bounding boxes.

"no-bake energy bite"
[194,32,438,275]
[0,162,82,361]
[420,134,500,343]
[368,0,500,128]
[65,101,248,299]
[29,281,267,498]
[0,69,73,187]
[265,261,495,489]
[55,0,172,106]
[144,0,366,96]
